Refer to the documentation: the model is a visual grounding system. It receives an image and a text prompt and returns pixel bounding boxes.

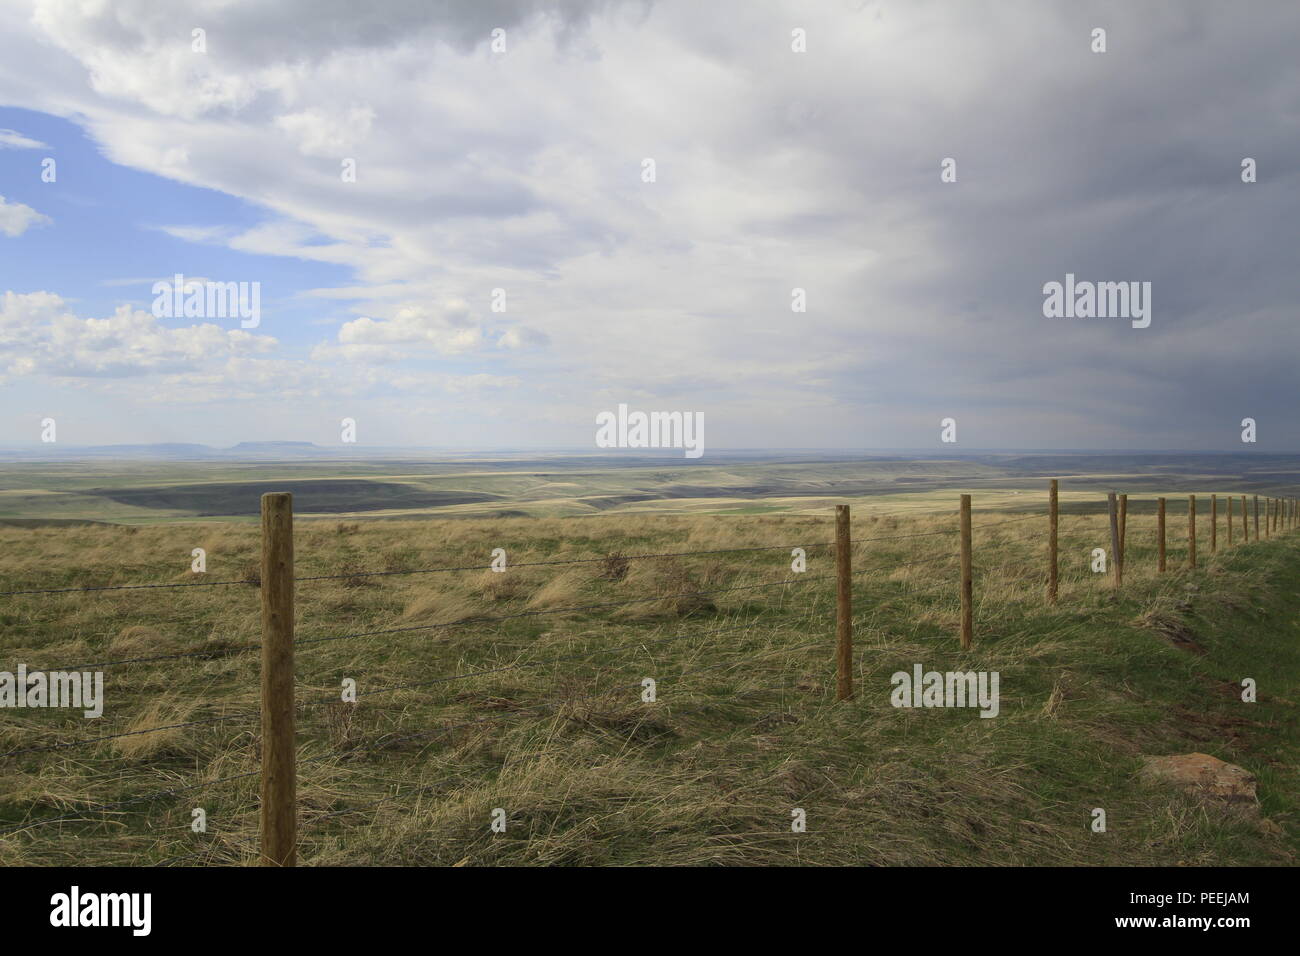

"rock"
[1140,753,1257,804]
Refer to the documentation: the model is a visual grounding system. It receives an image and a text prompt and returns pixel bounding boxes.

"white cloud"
[0,128,47,149]
[322,301,482,359]
[498,326,549,349]
[0,290,277,380]
[275,105,377,156]
[0,195,51,236]
[0,0,1296,447]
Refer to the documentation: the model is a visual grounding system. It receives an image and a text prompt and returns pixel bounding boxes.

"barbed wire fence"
[0,482,1295,865]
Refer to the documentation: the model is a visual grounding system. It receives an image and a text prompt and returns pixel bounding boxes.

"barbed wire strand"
[0,577,256,598]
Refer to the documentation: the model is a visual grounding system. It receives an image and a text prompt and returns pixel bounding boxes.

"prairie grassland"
[0,495,1297,866]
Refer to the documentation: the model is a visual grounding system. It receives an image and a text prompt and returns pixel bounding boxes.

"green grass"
[0,499,1297,866]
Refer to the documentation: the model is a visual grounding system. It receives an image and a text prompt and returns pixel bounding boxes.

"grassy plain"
[1,472,1297,866]
[2,450,1298,523]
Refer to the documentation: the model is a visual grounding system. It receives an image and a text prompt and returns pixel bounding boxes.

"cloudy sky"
[0,0,1296,451]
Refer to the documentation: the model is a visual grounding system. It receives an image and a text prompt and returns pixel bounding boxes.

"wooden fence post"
[1188,495,1197,569]
[1047,479,1058,605]
[1157,497,1166,572]
[1210,494,1217,554]
[1108,492,1121,591]
[835,504,852,701]
[960,494,972,649]
[260,492,296,867]
[1227,494,1234,546]
[1242,495,1248,542]
[1254,495,1260,541]
[1118,494,1128,574]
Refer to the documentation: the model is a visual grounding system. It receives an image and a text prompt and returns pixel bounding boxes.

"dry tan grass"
[524,569,589,610]
[111,699,199,760]
[108,625,171,656]
[400,591,482,626]
[0,499,1296,867]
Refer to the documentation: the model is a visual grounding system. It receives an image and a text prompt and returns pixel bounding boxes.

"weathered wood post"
[835,504,852,701]
[1108,492,1121,590]
[260,492,296,867]
[1254,495,1260,541]
[1188,495,1197,569]
[1210,494,1217,554]
[1118,494,1128,576]
[1242,495,1248,542]
[1227,495,1234,546]
[1157,497,1166,572]
[960,494,972,649]
[1047,479,1058,605]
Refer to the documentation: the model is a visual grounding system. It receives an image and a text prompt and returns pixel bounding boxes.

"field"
[1,459,1298,866]
[2,450,1300,523]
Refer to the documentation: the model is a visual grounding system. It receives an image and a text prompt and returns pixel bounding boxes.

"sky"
[0,0,1296,452]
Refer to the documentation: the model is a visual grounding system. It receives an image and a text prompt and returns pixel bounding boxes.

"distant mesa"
[222,441,327,459]
[0,440,332,461]
[227,441,319,450]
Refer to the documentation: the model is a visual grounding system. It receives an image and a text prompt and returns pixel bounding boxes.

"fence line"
[0,482,1296,866]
